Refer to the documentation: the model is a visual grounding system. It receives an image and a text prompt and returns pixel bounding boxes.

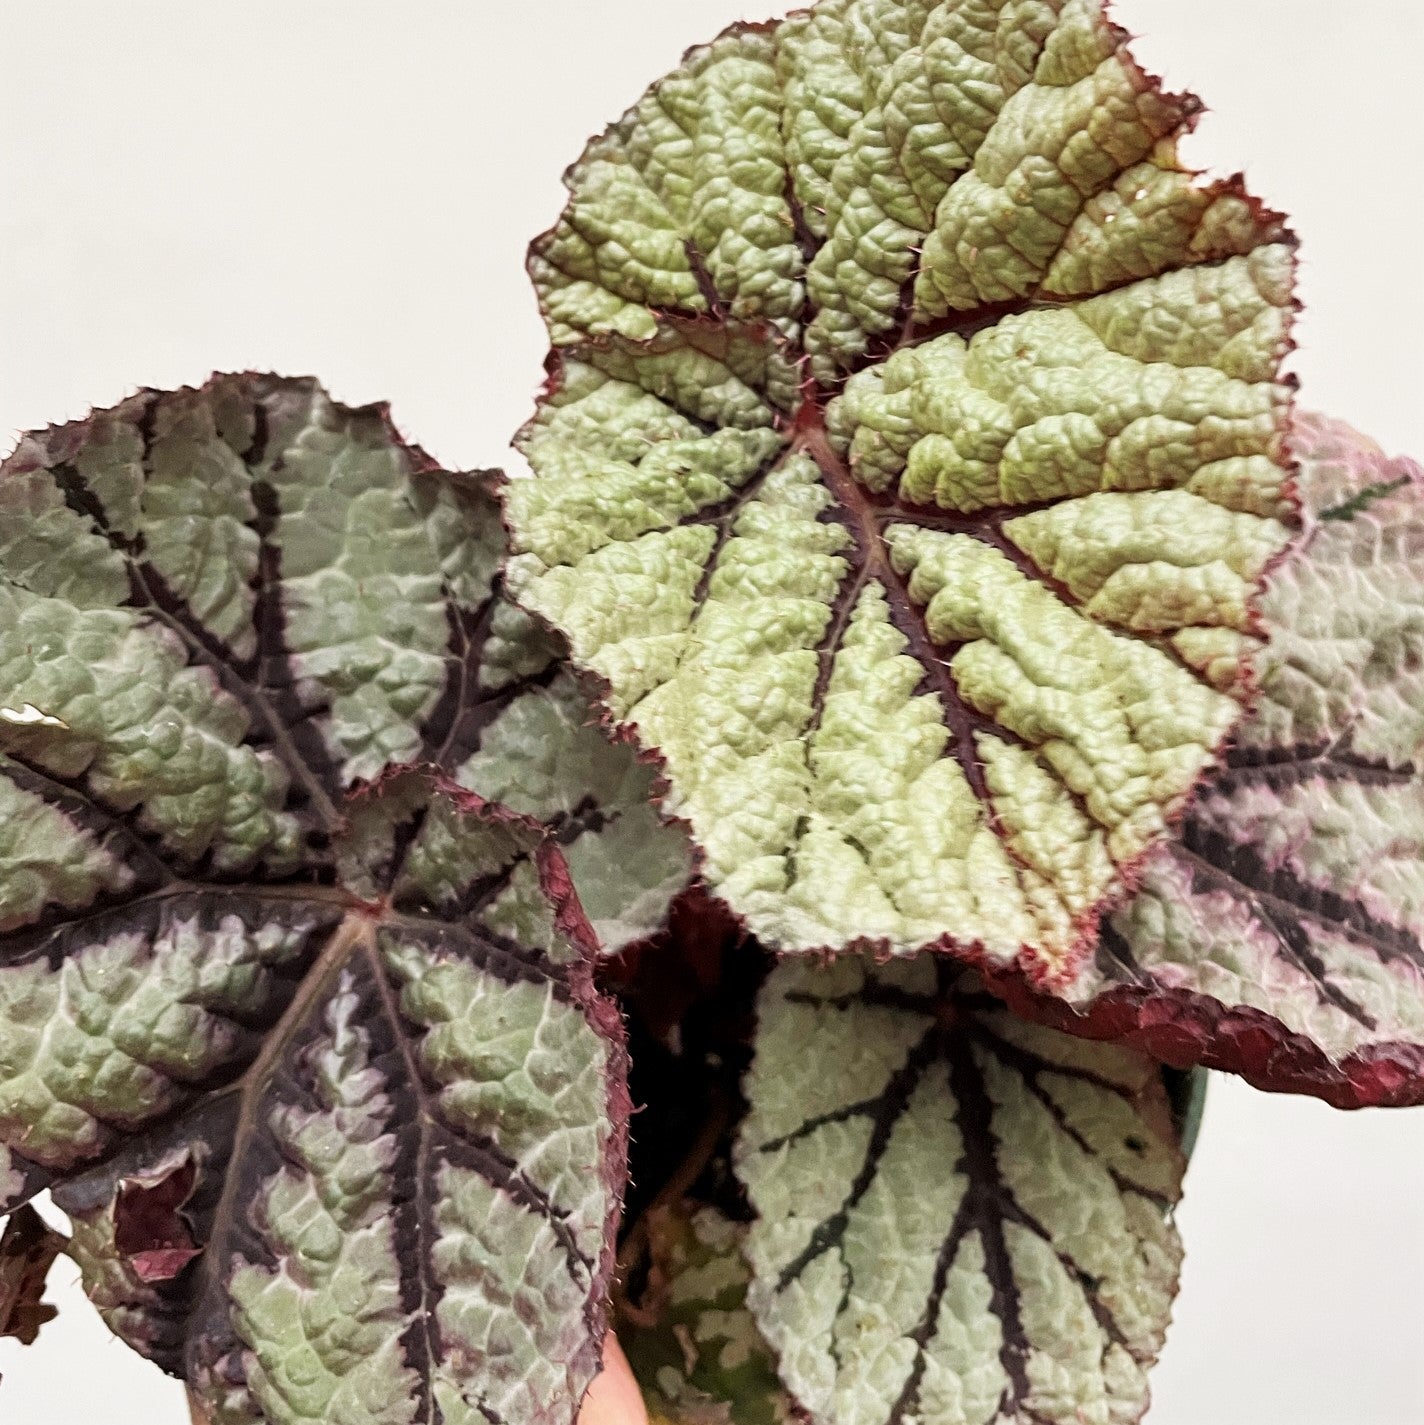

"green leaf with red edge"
[0,375,669,1423]
[734,955,1185,1425]
[0,374,690,962]
[506,0,1300,979]
[991,414,1424,1107]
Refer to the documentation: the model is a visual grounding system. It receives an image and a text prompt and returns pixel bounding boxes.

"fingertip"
[577,1333,649,1425]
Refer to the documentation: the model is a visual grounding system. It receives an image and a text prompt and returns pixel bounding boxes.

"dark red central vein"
[352,938,443,1424]
[682,238,724,315]
[771,1024,942,1292]
[194,913,373,1340]
[803,563,873,740]
[793,414,1002,812]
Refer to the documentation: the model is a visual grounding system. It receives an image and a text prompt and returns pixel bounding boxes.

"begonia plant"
[2,3,1420,1423]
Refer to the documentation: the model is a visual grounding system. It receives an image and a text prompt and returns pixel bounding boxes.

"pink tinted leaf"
[994,414,1424,1107]
[113,1157,202,1284]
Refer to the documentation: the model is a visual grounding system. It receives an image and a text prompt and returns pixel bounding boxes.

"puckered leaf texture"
[736,957,1184,1425]
[507,0,1300,978]
[995,414,1424,1107]
[0,376,665,1423]
[618,1201,798,1425]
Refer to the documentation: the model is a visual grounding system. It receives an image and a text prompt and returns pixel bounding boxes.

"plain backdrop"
[2,3,1423,1423]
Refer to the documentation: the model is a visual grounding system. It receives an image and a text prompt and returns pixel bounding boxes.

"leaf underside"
[735,956,1184,1425]
[0,376,661,1423]
[993,415,1424,1107]
[508,0,1299,978]
[0,1204,66,1346]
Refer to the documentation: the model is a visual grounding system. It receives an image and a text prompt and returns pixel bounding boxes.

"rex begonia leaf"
[617,1202,798,1425]
[735,956,1184,1425]
[507,0,1299,976]
[0,373,690,960]
[993,414,1424,1107]
[0,376,645,1423]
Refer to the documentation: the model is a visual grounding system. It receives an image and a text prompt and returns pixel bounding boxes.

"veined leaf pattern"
[618,1202,798,1425]
[0,377,651,1423]
[736,956,1184,1425]
[0,374,690,957]
[507,0,1299,974]
[996,414,1424,1107]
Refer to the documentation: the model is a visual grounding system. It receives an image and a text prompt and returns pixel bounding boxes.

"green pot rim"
[1163,1066,1208,1163]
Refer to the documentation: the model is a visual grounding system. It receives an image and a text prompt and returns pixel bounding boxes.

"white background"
[2,3,1423,1422]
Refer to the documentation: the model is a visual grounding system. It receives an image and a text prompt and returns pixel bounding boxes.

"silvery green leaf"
[736,956,1184,1425]
[0,376,647,1424]
[508,0,1298,978]
[997,414,1424,1107]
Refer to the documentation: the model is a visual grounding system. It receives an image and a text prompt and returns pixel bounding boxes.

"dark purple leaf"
[113,1157,201,1284]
